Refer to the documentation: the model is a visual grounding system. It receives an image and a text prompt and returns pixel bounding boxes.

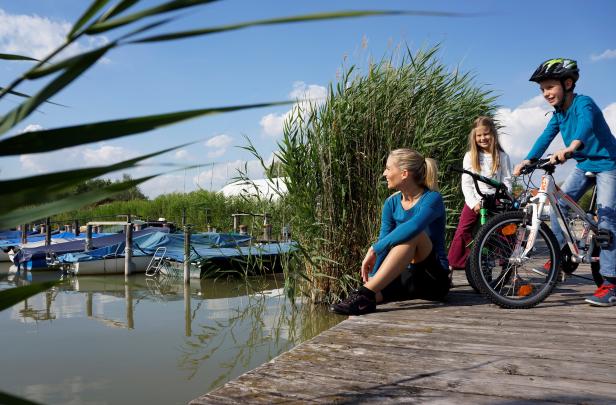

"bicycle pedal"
[595,230,612,249]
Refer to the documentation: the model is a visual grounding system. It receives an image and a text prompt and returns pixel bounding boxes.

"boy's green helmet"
[529,58,579,83]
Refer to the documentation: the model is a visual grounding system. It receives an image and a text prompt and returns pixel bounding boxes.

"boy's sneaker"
[330,288,376,315]
[585,282,616,307]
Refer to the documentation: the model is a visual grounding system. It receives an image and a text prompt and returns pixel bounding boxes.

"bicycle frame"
[515,172,600,265]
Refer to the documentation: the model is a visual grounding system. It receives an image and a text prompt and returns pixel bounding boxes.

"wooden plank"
[192,265,616,404]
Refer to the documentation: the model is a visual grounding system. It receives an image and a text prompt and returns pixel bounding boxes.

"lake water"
[0,263,344,404]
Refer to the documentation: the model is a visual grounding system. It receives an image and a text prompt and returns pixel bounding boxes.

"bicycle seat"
[584,171,597,178]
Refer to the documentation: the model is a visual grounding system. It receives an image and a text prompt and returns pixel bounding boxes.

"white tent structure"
[219,177,287,201]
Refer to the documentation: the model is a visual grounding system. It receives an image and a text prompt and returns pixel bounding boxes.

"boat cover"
[57,231,294,263]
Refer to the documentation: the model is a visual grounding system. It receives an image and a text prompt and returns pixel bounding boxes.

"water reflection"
[0,264,343,405]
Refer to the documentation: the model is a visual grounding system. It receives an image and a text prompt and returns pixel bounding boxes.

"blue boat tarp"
[12,228,165,266]
[57,231,294,264]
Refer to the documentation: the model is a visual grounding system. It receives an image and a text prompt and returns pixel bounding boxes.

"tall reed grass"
[275,46,498,301]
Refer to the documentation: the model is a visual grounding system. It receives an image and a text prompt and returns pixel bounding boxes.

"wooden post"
[73,219,80,236]
[182,207,187,227]
[183,225,191,284]
[20,225,27,244]
[124,223,134,278]
[45,218,51,246]
[232,214,239,233]
[263,224,273,241]
[85,224,93,251]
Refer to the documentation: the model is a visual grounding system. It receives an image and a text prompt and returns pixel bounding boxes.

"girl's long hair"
[389,148,439,191]
[468,116,503,174]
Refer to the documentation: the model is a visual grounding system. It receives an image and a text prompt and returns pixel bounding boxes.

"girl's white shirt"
[462,151,513,209]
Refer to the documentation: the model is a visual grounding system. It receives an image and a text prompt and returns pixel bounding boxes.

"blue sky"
[0,0,615,197]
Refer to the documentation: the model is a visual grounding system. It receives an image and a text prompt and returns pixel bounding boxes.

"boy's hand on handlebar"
[513,160,531,176]
[550,148,573,165]
[361,247,376,283]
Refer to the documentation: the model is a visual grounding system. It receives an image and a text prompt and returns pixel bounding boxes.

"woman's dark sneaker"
[330,288,376,315]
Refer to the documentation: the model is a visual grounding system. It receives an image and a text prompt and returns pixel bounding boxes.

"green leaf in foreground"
[0,141,195,212]
[0,100,292,156]
[86,0,220,34]
[0,281,61,312]
[0,45,112,136]
[132,10,465,43]
[0,53,39,62]
[0,86,67,107]
[0,391,44,405]
[0,174,157,229]
[67,0,112,39]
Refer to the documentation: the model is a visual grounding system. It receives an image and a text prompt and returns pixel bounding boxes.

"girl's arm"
[372,192,443,255]
[501,152,513,192]
[461,152,480,209]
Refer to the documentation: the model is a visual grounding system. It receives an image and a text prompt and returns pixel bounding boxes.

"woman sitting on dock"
[330,148,450,315]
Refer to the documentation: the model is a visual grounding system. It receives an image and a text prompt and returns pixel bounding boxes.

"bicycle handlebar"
[520,151,572,175]
[451,167,506,192]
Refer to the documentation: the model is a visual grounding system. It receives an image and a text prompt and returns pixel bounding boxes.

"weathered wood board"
[192,267,616,404]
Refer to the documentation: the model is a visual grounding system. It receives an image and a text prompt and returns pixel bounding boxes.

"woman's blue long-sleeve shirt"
[369,189,448,276]
[525,94,616,172]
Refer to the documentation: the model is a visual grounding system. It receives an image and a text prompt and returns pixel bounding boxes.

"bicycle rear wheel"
[469,211,561,308]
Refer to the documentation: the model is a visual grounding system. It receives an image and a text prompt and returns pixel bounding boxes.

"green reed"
[275,45,498,301]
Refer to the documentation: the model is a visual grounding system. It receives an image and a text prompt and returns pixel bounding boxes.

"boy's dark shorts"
[381,249,450,302]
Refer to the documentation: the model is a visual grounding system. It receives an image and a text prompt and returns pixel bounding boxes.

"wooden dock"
[191,267,616,404]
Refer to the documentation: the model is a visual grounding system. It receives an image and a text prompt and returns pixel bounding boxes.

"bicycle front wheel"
[469,211,561,309]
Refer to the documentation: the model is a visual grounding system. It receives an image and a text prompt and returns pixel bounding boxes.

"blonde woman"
[330,148,450,315]
[447,116,512,271]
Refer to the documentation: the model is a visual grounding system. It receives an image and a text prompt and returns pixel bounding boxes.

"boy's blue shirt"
[526,94,616,172]
[370,189,448,276]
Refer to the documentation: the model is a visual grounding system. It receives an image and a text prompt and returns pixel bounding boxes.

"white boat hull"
[70,256,153,275]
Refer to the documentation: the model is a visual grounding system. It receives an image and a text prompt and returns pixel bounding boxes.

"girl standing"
[448,116,512,271]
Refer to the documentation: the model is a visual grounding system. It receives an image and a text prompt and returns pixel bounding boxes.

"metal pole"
[85,224,93,251]
[232,214,238,233]
[183,225,191,284]
[184,283,192,337]
[124,223,134,278]
[73,219,80,236]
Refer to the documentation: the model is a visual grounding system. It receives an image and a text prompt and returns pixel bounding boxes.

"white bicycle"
[469,157,609,308]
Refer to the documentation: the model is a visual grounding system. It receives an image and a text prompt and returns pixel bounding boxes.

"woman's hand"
[361,247,377,283]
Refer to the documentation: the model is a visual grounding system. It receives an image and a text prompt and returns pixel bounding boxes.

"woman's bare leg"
[366,232,433,303]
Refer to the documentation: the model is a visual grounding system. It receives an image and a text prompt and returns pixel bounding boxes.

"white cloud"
[82,145,135,166]
[19,143,136,174]
[140,174,186,198]
[174,149,195,161]
[603,103,616,134]
[0,9,109,60]
[259,81,327,137]
[495,95,565,162]
[21,123,44,133]
[204,134,233,158]
[591,49,616,62]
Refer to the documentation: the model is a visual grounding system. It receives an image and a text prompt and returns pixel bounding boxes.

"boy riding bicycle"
[513,58,616,306]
